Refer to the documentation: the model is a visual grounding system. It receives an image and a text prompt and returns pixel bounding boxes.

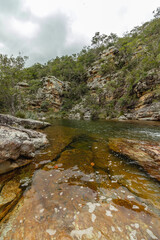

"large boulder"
[108,138,160,181]
[0,125,49,174]
[0,114,50,129]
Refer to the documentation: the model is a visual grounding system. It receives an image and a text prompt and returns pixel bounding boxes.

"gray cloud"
[0,0,87,66]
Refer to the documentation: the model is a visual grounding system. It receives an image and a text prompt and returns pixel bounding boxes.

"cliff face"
[67,18,160,121]
[68,46,160,121]
[18,76,68,114]
[33,76,68,112]
[16,17,160,122]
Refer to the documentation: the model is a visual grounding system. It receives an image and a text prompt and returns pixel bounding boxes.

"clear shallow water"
[50,119,160,142]
[0,120,160,239]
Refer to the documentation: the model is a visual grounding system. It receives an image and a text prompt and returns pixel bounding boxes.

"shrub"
[15,111,25,119]
[40,101,50,112]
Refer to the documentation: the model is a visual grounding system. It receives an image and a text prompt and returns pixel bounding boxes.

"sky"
[0,0,159,66]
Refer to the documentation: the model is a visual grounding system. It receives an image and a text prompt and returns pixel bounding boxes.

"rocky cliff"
[14,16,160,122]
[34,76,69,112]
[67,31,160,121]
[18,76,69,115]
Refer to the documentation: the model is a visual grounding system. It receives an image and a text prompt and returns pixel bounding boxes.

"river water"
[0,120,160,240]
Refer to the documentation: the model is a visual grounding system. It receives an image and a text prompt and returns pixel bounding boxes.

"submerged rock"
[0,114,50,129]
[0,159,159,239]
[0,125,48,174]
[0,180,22,220]
[108,138,160,181]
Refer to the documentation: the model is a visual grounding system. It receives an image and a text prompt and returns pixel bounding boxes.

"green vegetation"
[0,8,159,120]
[0,54,28,114]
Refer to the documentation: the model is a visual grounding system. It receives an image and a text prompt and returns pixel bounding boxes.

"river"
[0,119,160,239]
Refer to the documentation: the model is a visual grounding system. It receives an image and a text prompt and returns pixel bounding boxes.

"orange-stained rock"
[0,154,160,240]
[33,125,78,168]
[0,127,160,239]
[0,180,22,220]
[108,138,160,181]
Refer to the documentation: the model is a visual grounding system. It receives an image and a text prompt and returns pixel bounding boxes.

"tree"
[0,54,27,114]
[91,32,118,48]
[91,32,108,48]
[153,7,160,18]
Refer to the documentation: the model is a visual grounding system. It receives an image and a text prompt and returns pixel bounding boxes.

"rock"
[108,138,160,181]
[118,115,128,120]
[0,152,159,239]
[83,111,91,120]
[0,114,51,129]
[56,149,93,174]
[0,125,48,174]
[0,180,22,220]
[16,82,29,88]
[34,125,78,170]
[0,159,32,175]
[134,102,160,121]
[134,72,160,97]
[30,76,69,112]
[135,92,154,110]
[68,112,81,120]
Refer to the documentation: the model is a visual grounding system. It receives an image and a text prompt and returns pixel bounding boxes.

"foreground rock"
[0,125,48,174]
[0,152,159,240]
[0,114,50,129]
[0,130,160,239]
[108,138,160,181]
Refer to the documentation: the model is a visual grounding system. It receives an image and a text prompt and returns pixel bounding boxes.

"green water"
[50,119,160,141]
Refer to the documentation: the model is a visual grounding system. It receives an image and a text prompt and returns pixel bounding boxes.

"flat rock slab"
[0,125,48,174]
[0,114,50,129]
[108,138,160,181]
[0,163,159,240]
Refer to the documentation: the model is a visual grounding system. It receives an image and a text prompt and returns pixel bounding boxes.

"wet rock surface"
[0,114,51,129]
[0,180,22,220]
[108,138,160,181]
[1,168,160,240]
[0,124,160,239]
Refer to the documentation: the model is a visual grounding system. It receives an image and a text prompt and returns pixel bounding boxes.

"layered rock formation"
[0,125,48,175]
[67,46,160,121]
[0,114,49,175]
[108,138,160,181]
[0,114,50,129]
[30,76,69,112]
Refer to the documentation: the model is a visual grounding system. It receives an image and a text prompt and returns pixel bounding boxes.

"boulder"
[0,114,51,129]
[0,125,48,174]
[83,111,91,120]
[108,138,160,181]
[134,102,160,121]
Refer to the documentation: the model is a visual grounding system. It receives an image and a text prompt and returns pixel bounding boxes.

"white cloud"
[11,18,39,38]
[0,0,159,65]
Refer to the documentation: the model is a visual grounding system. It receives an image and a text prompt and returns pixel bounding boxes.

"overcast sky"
[0,0,159,66]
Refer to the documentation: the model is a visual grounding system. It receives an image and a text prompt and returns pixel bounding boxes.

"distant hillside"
[0,8,160,121]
